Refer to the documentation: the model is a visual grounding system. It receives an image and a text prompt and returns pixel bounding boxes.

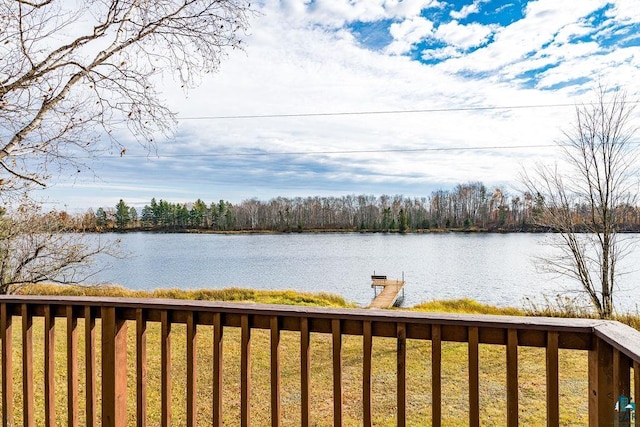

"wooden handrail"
[0,296,638,426]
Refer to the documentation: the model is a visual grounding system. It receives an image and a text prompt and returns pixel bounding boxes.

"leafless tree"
[0,200,119,294]
[0,0,252,191]
[0,0,252,292]
[522,85,638,318]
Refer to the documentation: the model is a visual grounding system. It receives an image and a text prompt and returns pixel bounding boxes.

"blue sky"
[39,0,640,211]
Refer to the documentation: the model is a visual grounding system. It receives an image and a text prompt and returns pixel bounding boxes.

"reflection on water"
[89,232,640,310]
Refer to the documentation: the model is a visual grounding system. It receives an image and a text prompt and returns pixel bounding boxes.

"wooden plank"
[44,305,56,427]
[506,329,518,427]
[0,303,13,427]
[271,316,281,427]
[22,304,34,427]
[213,312,223,427]
[546,332,559,427]
[101,306,128,427]
[332,318,343,427]
[468,326,480,427]
[161,310,172,427]
[67,305,79,427]
[613,348,631,401]
[136,308,147,427]
[85,306,97,427]
[588,338,614,427]
[397,323,406,427]
[0,295,609,343]
[363,321,373,427]
[432,324,441,427]
[300,317,311,427]
[369,280,405,309]
[241,314,251,427]
[186,312,197,427]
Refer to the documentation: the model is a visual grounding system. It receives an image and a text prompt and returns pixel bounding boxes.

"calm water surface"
[91,232,640,310]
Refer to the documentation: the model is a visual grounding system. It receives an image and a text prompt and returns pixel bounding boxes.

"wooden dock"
[368,275,405,309]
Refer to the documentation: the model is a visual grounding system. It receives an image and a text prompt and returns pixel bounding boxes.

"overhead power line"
[177,101,640,121]
[113,143,561,158]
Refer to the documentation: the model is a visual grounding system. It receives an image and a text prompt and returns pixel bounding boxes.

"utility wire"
[112,143,560,158]
[177,101,640,121]
[108,140,640,159]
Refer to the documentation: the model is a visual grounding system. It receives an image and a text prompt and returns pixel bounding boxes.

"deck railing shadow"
[1,295,639,426]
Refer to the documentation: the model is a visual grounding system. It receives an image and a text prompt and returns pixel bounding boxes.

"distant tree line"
[54,181,640,233]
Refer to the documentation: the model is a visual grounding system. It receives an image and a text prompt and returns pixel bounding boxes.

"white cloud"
[294,0,442,27]
[450,2,479,20]
[434,20,495,49]
[437,0,609,75]
[605,0,640,23]
[386,16,434,54]
[422,45,462,61]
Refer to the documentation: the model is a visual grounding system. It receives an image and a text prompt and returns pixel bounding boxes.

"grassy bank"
[6,285,623,425]
[18,284,354,308]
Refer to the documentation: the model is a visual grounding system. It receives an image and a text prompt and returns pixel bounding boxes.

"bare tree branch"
[0,0,253,190]
[521,84,638,318]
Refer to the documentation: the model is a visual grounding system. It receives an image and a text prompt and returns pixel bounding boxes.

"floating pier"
[368,273,405,309]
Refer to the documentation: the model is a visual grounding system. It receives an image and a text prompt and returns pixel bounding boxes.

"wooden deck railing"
[0,295,639,426]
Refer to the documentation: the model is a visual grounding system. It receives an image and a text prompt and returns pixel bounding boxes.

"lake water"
[90,232,640,311]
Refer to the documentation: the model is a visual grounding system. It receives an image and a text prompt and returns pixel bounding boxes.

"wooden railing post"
[212,312,223,427]
[397,323,406,427]
[1,303,13,427]
[431,324,442,427]
[67,306,79,427]
[545,331,559,427]
[332,319,343,427]
[22,304,34,427]
[363,321,373,427]
[270,316,281,427]
[301,317,311,427]
[589,337,614,427]
[468,326,480,427]
[506,329,518,427]
[85,306,97,427]
[102,307,128,427]
[44,305,56,427]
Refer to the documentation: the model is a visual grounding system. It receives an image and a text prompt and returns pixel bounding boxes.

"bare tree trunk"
[521,85,637,318]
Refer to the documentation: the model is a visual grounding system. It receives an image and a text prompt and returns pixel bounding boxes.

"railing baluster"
[300,317,311,427]
[588,337,614,427]
[241,314,251,427]
[213,312,223,427]
[44,305,56,427]
[613,348,632,397]
[67,306,79,427]
[187,312,197,427]
[161,310,172,427]
[468,326,479,427]
[363,320,373,427]
[85,306,97,427]
[635,361,640,422]
[506,328,518,427]
[101,306,128,427]
[136,308,147,427]
[270,316,281,427]
[1,303,13,427]
[546,331,559,427]
[21,304,34,427]
[397,322,406,427]
[332,318,343,427]
[431,324,441,427]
